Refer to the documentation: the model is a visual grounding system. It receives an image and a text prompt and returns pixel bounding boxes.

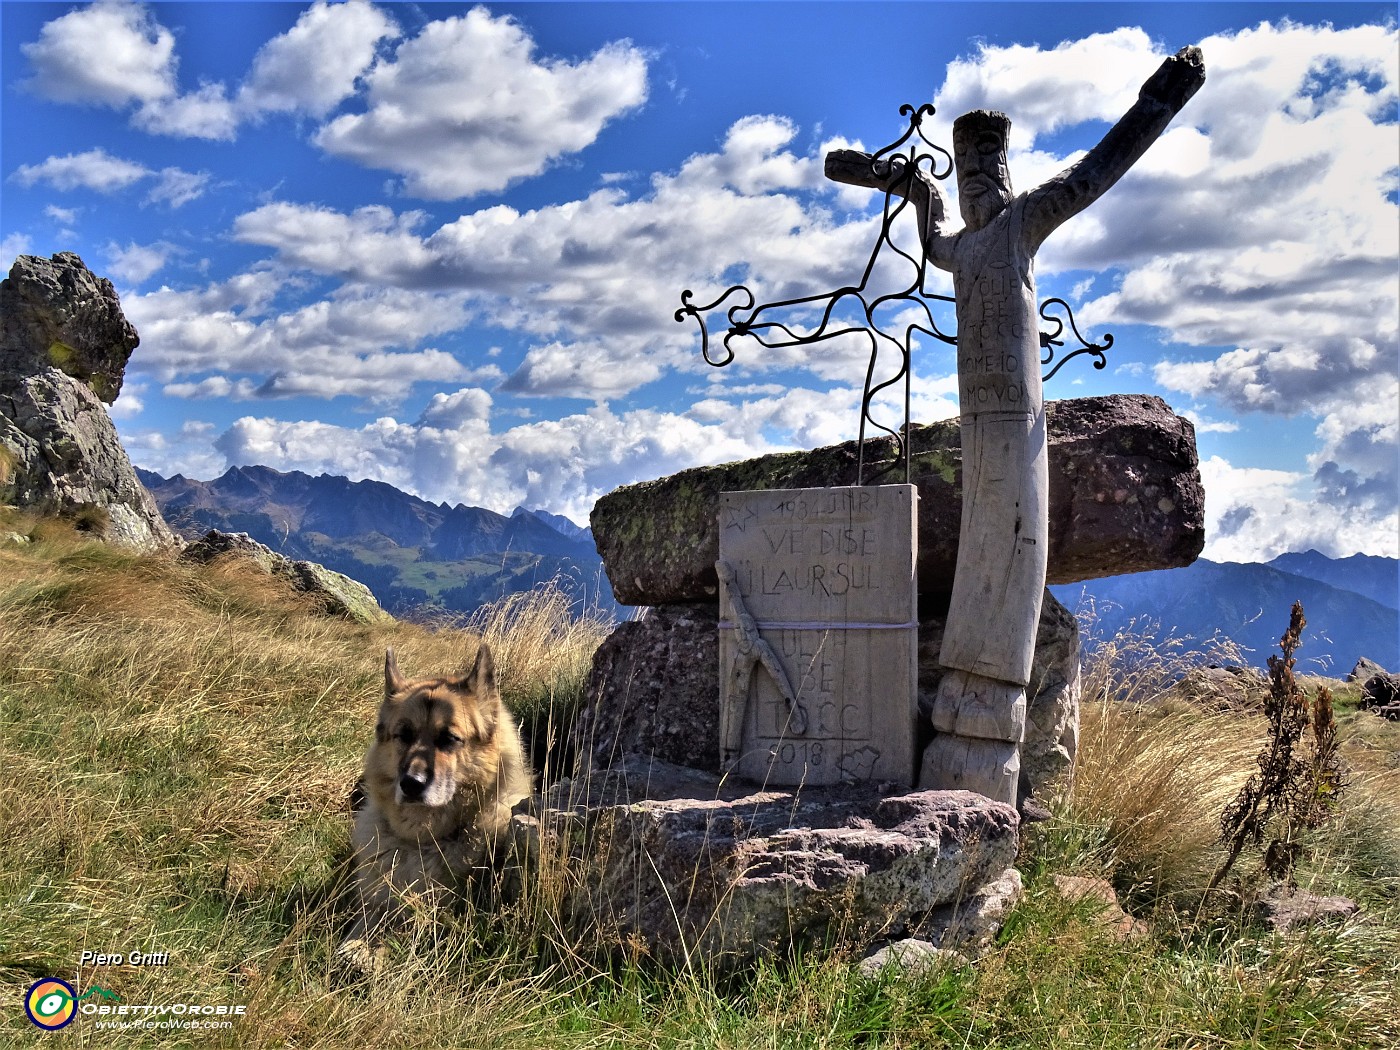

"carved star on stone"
[721,502,758,532]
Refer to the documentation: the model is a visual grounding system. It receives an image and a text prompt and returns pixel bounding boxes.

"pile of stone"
[557,394,1205,964]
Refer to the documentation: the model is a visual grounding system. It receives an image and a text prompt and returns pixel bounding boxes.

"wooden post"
[826,47,1206,805]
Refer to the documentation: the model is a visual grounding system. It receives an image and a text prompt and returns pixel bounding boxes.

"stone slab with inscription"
[717,484,918,787]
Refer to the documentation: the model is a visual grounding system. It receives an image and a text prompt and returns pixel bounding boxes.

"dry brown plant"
[1211,601,1348,889]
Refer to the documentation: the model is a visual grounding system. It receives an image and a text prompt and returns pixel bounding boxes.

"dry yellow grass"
[1058,700,1265,899]
[0,509,615,1046]
[2,509,1396,1048]
[1043,602,1400,909]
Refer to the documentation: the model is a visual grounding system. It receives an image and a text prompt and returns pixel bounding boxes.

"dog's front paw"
[332,937,384,984]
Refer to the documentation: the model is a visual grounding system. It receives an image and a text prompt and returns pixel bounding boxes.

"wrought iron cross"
[675,102,1113,485]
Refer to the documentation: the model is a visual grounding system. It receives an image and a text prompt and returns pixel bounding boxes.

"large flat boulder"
[544,758,1021,966]
[591,394,1203,606]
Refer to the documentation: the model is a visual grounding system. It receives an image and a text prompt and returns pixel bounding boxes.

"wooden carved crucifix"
[826,46,1205,805]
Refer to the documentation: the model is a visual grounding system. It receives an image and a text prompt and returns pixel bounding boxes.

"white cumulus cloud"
[123,274,495,405]
[239,0,399,118]
[1198,454,1398,561]
[313,6,649,198]
[12,149,151,193]
[230,114,884,403]
[204,397,772,522]
[10,148,210,208]
[105,240,174,285]
[20,0,396,141]
[22,0,177,107]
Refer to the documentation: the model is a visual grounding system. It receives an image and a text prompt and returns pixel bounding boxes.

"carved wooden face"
[953,115,1013,232]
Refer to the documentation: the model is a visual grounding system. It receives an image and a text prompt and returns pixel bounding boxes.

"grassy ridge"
[1,509,1397,1048]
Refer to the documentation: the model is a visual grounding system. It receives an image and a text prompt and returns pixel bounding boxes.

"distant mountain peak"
[1268,550,1398,611]
[1052,552,1398,673]
[512,505,590,541]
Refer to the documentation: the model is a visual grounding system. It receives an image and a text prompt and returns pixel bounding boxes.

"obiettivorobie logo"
[23,976,246,1032]
[24,979,117,1031]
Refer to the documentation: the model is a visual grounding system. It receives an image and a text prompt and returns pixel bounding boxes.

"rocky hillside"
[140,464,616,618]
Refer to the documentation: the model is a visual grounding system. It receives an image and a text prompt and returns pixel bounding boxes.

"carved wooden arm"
[824,149,950,250]
[1024,46,1206,247]
[1141,45,1207,112]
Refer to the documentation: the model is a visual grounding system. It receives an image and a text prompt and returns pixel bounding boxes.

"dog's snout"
[399,767,430,799]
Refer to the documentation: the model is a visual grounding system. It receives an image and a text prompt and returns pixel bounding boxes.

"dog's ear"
[463,643,498,699]
[463,643,501,739]
[385,648,405,697]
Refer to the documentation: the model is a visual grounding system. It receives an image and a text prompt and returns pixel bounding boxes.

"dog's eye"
[395,724,415,743]
[437,731,464,750]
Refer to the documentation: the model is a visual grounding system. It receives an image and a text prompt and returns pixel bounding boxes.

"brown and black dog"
[345,644,531,945]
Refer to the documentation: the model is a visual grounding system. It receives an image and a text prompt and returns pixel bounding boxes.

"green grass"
[1,508,1397,1048]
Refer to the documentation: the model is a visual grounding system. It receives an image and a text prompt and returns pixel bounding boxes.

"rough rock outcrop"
[181,529,391,624]
[544,758,1020,966]
[574,589,1080,802]
[1,253,174,550]
[2,251,137,403]
[1347,657,1388,683]
[1359,672,1400,721]
[591,394,1204,606]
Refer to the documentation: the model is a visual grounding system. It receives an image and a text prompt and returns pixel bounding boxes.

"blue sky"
[2,2,1396,560]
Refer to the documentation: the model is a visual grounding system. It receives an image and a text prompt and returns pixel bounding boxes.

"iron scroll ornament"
[675,102,1114,484]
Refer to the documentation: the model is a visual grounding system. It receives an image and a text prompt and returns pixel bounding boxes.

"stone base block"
[544,757,1020,967]
[573,589,1081,804]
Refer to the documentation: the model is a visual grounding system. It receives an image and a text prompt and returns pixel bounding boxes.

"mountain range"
[1052,554,1398,677]
[140,465,1396,674]
[138,465,616,619]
